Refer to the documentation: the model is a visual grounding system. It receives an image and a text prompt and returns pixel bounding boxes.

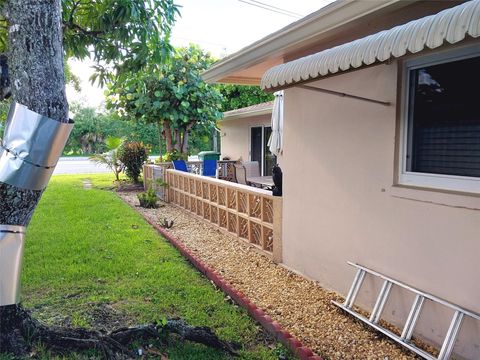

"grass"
[18,174,288,359]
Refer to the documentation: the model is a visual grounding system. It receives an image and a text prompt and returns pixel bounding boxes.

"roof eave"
[202,0,409,84]
[221,107,273,122]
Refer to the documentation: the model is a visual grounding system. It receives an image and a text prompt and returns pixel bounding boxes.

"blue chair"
[172,160,188,172]
[202,159,217,177]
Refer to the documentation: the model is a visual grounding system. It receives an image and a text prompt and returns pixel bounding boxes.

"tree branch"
[63,21,106,38]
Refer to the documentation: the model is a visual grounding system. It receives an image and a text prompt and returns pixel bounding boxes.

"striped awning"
[261,0,480,90]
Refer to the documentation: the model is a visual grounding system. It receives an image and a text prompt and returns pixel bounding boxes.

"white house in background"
[220,101,276,176]
[204,0,480,359]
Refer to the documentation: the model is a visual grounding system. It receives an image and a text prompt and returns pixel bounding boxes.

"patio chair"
[234,164,248,185]
[242,161,260,179]
[172,160,188,172]
[202,159,217,177]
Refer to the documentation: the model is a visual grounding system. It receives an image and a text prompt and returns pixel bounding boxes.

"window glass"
[407,55,480,178]
[263,126,276,176]
[250,126,262,165]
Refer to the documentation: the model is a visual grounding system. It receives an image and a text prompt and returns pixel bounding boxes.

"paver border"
[133,203,323,360]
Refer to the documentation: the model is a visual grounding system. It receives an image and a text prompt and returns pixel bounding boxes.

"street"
[54,157,110,175]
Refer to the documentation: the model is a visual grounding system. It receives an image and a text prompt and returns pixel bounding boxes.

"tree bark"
[180,122,194,155]
[0,0,68,227]
[157,121,163,162]
[0,0,70,354]
[163,121,174,153]
[173,129,181,152]
[6,0,68,122]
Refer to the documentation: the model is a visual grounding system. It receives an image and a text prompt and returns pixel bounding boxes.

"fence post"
[143,164,152,190]
[272,196,283,263]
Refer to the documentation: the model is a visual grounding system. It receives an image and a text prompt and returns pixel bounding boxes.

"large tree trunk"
[173,129,181,152]
[0,0,69,354]
[7,0,68,123]
[0,0,68,226]
[163,120,174,153]
[179,123,194,155]
[157,121,163,162]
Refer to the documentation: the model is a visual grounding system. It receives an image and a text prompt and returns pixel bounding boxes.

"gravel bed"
[118,192,421,360]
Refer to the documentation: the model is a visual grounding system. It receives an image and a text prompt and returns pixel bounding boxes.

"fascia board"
[221,107,273,122]
[202,0,408,84]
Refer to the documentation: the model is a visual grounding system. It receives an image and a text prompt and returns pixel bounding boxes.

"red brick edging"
[141,214,323,360]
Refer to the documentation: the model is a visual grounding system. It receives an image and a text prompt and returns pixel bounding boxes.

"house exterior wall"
[281,62,480,358]
[219,114,271,161]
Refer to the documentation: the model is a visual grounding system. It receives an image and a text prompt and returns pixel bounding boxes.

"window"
[400,45,480,193]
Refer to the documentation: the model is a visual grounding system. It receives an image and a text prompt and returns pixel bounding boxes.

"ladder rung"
[401,294,425,342]
[369,280,392,324]
[344,268,365,309]
[332,300,437,360]
[437,311,464,360]
[335,262,479,360]
[347,261,480,321]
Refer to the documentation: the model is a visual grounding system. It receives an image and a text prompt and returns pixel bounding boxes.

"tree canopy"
[107,45,223,156]
[217,84,274,112]
[0,0,179,92]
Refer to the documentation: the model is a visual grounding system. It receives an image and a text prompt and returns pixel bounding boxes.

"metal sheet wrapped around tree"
[0,102,74,190]
[0,102,73,306]
[0,225,25,306]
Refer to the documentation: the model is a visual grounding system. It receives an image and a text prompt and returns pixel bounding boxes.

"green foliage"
[217,84,274,112]
[107,45,223,155]
[64,60,81,92]
[68,103,108,154]
[118,141,149,183]
[89,136,124,181]
[66,102,160,155]
[61,0,180,84]
[0,1,178,85]
[137,187,158,208]
[163,149,187,162]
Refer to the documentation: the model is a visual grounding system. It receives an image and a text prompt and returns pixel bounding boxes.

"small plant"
[155,177,168,190]
[89,136,124,181]
[137,187,158,208]
[119,141,149,183]
[164,149,187,162]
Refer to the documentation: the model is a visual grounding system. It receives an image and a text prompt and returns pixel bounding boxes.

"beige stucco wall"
[281,62,480,358]
[219,114,271,161]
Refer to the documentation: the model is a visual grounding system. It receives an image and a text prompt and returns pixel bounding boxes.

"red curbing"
[139,213,323,360]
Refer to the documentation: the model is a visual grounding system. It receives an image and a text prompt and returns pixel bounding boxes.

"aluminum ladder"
[332,262,480,360]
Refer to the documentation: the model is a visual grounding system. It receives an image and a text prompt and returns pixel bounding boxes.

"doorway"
[250,126,276,176]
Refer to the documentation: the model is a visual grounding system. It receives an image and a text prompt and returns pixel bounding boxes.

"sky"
[66,0,334,108]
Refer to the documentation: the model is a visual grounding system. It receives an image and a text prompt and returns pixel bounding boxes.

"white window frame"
[399,44,480,193]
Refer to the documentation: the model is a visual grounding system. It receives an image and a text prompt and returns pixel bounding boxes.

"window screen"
[407,55,480,178]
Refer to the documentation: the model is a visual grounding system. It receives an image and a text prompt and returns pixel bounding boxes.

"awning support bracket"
[297,84,391,106]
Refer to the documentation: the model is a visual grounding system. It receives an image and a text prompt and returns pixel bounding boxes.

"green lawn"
[18,174,287,359]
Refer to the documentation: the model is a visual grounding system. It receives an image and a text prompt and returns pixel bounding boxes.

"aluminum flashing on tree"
[0,103,74,190]
[261,0,480,90]
[0,225,25,306]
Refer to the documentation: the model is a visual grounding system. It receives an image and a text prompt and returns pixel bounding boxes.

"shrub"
[137,188,158,208]
[119,141,149,183]
[164,149,187,162]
